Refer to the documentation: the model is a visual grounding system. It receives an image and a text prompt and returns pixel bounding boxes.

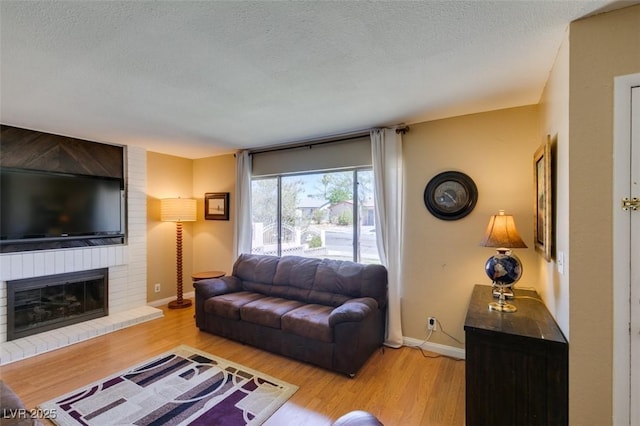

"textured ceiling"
[0,1,630,159]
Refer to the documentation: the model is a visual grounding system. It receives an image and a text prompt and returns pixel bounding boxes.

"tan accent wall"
[192,154,237,275]
[146,152,195,303]
[146,152,236,303]
[538,29,570,333]
[568,5,639,425]
[402,105,540,345]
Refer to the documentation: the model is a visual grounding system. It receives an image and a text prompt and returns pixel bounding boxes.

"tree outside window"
[250,169,379,264]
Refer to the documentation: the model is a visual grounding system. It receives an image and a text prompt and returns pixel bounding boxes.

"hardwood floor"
[0,305,465,425]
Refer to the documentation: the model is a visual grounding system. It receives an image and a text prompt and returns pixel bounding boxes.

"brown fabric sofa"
[194,254,388,376]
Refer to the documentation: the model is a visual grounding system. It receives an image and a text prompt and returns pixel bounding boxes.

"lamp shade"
[479,210,527,249]
[161,198,197,222]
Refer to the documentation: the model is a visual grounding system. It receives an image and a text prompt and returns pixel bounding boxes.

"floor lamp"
[161,197,197,309]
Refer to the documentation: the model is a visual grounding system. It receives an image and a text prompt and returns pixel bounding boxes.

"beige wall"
[567,5,638,425]
[146,152,237,303]
[540,4,639,425]
[402,105,541,346]
[192,154,237,274]
[538,29,570,333]
[146,152,195,303]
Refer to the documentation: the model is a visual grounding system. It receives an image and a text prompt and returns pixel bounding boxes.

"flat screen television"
[1,168,125,245]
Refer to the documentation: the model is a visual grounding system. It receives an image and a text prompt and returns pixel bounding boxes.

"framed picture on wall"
[533,136,552,262]
[205,192,229,220]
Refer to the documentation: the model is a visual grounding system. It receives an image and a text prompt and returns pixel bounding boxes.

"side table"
[192,270,225,284]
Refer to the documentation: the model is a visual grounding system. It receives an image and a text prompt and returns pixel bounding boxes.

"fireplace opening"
[7,268,108,341]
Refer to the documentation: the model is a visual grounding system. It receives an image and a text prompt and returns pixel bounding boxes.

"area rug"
[39,345,298,426]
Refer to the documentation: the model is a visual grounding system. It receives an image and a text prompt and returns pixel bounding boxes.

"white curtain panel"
[233,150,253,259]
[371,128,404,348]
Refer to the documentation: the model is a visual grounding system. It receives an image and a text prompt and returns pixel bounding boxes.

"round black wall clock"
[424,171,478,220]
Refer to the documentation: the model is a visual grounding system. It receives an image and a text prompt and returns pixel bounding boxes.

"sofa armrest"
[195,276,241,299]
[329,297,378,326]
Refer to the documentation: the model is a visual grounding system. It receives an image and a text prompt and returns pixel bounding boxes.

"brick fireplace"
[0,145,162,365]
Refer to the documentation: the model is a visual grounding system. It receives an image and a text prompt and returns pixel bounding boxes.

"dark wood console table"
[464,284,568,425]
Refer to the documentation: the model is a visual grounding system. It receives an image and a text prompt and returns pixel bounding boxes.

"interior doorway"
[613,72,640,426]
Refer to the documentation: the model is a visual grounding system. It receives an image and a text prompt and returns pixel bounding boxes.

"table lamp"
[479,210,527,312]
[161,197,197,309]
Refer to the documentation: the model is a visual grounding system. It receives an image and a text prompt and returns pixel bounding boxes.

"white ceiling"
[0,1,631,159]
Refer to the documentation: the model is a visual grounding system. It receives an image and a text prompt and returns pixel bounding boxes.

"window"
[251,168,379,264]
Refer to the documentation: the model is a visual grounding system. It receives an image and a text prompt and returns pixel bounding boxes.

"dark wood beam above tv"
[0,125,123,179]
[0,124,126,253]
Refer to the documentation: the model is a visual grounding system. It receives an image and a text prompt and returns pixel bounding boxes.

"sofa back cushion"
[271,256,321,300]
[312,259,387,308]
[233,254,280,294]
[233,254,387,309]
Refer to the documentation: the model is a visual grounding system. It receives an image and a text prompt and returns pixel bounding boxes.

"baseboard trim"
[403,336,466,360]
[148,291,195,308]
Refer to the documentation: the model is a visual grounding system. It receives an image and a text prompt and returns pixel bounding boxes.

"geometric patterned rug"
[39,345,298,426]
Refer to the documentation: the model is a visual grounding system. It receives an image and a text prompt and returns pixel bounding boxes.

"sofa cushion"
[204,291,266,320]
[273,256,320,289]
[305,291,351,308]
[270,256,321,302]
[240,296,304,329]
[281,304,334,343]
[313,259,388,308]
[233,254,280,289]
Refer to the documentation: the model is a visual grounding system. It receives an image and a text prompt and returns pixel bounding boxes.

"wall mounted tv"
[1,168,125,247]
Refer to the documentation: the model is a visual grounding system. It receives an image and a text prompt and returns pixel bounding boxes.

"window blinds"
[251,135,371,177]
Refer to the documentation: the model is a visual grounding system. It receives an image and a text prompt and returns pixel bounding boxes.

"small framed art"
[533,136,552,261]
[205,192,229,220]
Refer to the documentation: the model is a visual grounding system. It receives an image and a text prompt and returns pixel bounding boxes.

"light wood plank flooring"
[0,304,465,425]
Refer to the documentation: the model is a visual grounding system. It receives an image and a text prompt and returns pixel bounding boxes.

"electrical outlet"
[427,317,437,331]
[154,283,161,293]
